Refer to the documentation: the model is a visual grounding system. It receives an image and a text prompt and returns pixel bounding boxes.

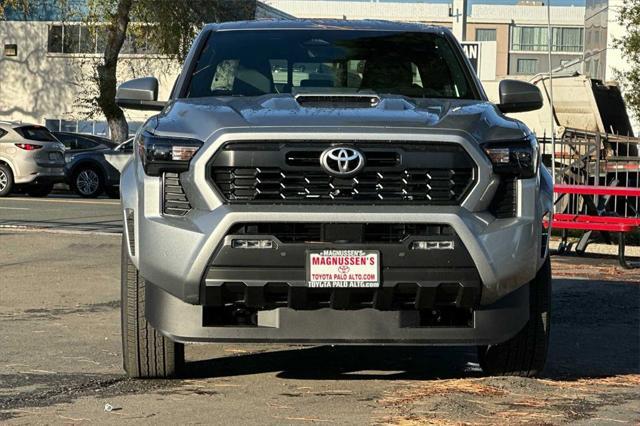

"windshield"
[186,30,477,100]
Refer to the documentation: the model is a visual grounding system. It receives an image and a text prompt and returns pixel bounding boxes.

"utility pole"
[451,0,467,41]
[547,0,556,184]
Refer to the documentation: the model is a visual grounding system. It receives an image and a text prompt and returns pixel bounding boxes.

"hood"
[150,94,531,143]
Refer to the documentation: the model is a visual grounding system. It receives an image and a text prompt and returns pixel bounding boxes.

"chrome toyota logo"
[320,147,365,177]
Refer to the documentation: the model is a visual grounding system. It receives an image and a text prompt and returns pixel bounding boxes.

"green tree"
[616,0,640,123]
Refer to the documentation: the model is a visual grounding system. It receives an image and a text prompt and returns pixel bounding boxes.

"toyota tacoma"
[116,20,553,378]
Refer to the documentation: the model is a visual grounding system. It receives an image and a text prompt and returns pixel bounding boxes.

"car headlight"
[136,131,203,176]
[481,135,539,179]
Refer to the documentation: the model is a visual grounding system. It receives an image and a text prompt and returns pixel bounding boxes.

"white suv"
[0,121,66,197]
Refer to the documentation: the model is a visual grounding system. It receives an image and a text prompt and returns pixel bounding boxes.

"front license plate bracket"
[306,249,380,288]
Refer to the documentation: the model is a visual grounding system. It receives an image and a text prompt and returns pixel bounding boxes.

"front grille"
[228,222,454,244]
[210,141,476,204]
[162,173,192,216]
[489,177,517,218]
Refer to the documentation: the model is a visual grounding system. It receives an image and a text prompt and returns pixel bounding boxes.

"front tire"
[0,164,14,197]
[477,257,551,377]
[72,166,103,198]
[121,236,184,378]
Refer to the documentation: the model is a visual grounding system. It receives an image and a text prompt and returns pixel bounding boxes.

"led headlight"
[136,131,203,176]
[481,135,539,179]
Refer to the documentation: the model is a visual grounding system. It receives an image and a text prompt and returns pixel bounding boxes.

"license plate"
[307,249,380,288]
[48,152,62,161]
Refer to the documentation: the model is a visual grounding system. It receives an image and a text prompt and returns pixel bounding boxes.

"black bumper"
[202,222,482,312]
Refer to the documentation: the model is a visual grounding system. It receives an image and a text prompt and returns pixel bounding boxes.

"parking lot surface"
[0,195,121,234]
[0,227,639,424]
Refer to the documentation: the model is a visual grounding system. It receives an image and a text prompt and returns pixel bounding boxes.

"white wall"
[0,21,181,131]
[265,0,451,22]
[604,0,638,134]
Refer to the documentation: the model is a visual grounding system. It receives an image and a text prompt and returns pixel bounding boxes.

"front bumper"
[124,184,543,307]
[121,128,549,344]
[147,279,529,345]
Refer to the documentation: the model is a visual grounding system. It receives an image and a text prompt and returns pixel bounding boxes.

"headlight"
[136,131,203,176]
[481,135,539,179]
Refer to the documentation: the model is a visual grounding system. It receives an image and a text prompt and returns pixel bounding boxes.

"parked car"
[53,132,117,158]
[64,138,133,198]
[116,20,552,379]
[0,121,65,197]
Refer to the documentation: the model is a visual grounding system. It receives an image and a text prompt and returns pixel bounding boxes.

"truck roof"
[205,19,447,33]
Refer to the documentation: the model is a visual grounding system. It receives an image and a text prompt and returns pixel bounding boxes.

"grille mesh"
[210,142,475,204]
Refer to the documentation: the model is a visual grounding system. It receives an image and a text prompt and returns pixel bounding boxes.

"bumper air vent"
[489,177,517,218]
[162,173,192,216]
[125,208,135,255]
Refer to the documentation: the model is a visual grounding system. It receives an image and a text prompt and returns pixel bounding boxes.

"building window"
[511,26,583,52]
[516,58,538,74]
[47,23,163,55]
[552,27,584,52]
[476,28,497,42]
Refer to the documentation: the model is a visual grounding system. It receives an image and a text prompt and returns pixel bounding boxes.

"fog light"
[410,240,455,250]
[231,239,274,249]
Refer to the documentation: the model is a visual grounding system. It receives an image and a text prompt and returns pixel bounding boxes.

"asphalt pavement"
[0,227,639,424]
[0,195,122,234]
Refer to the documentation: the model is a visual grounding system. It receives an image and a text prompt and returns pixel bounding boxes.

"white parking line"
[1,197,120,206]
[0,207,30,210]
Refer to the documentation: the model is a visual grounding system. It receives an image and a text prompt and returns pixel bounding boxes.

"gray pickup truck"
[116,19,553,378]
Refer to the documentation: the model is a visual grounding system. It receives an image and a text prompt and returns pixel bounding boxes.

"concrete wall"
[265,0,451,23]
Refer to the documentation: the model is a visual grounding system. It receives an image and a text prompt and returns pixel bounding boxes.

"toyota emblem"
[320,147,365,177]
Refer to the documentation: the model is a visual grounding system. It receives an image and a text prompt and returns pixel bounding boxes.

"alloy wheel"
[0,169,7,192]
[77,169,100,195]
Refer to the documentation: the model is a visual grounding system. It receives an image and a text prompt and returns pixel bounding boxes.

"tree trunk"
[96,0,133,143]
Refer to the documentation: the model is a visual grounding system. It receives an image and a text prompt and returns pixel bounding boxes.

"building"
[583,0,637,133]
[584,0,625,82]
[1,0,614,136]
[266,0,586,79]
[0,1,290,136]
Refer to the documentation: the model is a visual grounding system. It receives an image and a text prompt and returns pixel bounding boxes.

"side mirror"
[497,80,543,113]
[116,77,166,111]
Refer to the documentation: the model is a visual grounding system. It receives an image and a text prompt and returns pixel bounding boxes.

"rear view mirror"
[116,77,166,111]
[497,80,543,114]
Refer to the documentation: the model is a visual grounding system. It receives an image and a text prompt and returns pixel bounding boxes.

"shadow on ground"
[184,278,640,381]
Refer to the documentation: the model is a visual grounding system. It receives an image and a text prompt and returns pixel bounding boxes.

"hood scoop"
[294,94,380,108]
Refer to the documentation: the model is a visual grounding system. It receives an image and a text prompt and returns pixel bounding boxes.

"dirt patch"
[378,375,640,425]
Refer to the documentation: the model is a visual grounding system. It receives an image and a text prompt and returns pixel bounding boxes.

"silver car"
[0,121,66,197]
